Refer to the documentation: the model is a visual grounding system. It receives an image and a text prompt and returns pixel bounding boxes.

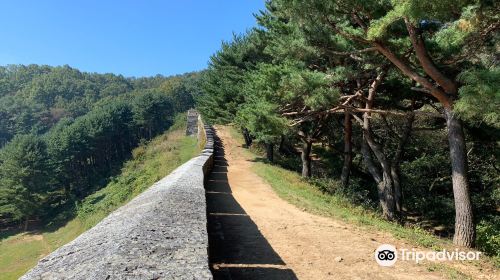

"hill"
[0,115,199,279]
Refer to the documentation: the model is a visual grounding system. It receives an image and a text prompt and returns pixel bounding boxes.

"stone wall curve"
[22,122,215,280]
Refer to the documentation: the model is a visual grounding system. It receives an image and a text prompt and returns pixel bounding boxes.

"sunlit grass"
[252,162,443,248]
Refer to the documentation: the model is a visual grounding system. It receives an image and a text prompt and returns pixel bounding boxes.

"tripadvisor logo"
[374,244,482,267]
[375,244,397,266]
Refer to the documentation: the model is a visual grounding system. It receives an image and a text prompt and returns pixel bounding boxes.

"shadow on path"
[206,132,297,280]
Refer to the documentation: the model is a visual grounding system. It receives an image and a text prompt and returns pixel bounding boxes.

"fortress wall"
[22,119,215,280]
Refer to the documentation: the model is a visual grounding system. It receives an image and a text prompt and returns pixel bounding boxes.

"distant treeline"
[0,65,200,227]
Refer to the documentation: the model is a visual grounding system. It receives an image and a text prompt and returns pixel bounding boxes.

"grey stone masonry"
[186,109,199,136]
[21,122,215,280]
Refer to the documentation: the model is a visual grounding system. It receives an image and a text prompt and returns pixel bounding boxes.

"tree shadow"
[206,132,298,280]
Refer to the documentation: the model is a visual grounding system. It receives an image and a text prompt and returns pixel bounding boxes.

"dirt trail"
[207,126,497,280]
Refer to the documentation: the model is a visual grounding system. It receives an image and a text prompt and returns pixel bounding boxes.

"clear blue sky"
[0,1,265,77]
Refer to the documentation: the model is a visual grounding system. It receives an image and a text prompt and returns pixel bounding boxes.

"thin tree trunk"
[363,72,396,220]
[242,128,252,148]
[279,135,286,154]
[391,166,402,213]
[361,137,396,220]
[361,138,382,183]
[445,108,475,247]
[341,111,353,186]
[301,140,312,177]
[364,128,397,220]
[392,112,415,213]
[380,169,396,220]
[266,143,274,162]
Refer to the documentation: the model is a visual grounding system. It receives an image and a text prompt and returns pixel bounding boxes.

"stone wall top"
[22,119,215,280]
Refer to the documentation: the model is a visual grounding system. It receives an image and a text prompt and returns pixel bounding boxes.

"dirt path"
[207,126,497,280]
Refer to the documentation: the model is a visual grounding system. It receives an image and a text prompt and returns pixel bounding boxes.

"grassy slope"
[0,118,199,280]
[227,126,499,275]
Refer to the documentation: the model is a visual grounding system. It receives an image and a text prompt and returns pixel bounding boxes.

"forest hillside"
[0,65,201,229]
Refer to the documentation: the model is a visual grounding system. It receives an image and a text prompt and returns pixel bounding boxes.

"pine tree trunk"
[361,138,396,220]
[361,139,382,183]
[279,135,286,154]
[373,30,475,243]
[341,111,352,186]
[266,143,274,162]
[242,128,252,148]
[380,170,396,221]
[444,108,475,247]
[391,165,402,213]
[392,113,414,214]
[301,140,312,177]
[361,71,397,220]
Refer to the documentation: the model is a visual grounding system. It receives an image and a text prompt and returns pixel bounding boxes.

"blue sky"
[0,1,265,77]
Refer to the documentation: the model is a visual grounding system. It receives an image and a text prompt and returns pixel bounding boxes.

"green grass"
[0,118,200,280]
[252,162,445,248]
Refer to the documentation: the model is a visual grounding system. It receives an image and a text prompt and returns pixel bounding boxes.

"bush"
[476,216,500,259]
[308,177,376,209]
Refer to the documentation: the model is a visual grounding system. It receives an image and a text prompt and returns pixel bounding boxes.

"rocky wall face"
[22,125,215,280]
[186,109,199,136]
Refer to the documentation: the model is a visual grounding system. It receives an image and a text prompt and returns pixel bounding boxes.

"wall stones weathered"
[186,109,199,136]
[22,122,215,280]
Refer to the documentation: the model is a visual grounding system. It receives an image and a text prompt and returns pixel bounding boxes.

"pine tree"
[270,0,499,247]
[0,135,50,227]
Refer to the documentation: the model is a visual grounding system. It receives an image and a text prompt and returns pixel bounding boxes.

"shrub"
[476,216,500,259]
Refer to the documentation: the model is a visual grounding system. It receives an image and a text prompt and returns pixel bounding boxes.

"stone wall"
[22,122,215,280]
[186,109,199,136]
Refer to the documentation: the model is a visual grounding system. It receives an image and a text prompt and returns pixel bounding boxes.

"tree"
[0,64,196,230]
[277,0,499,247]
[237,97,285,162]
[196,31,271,124]
[455,67,500,128]
[237,58,339,173]
[159,72,199,113]
[253,6,342,176]
[132,91,174,140]
[0,135,50,227]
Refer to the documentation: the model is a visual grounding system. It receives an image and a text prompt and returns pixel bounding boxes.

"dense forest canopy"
[0,64,199,228]
[196,0,499,255]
